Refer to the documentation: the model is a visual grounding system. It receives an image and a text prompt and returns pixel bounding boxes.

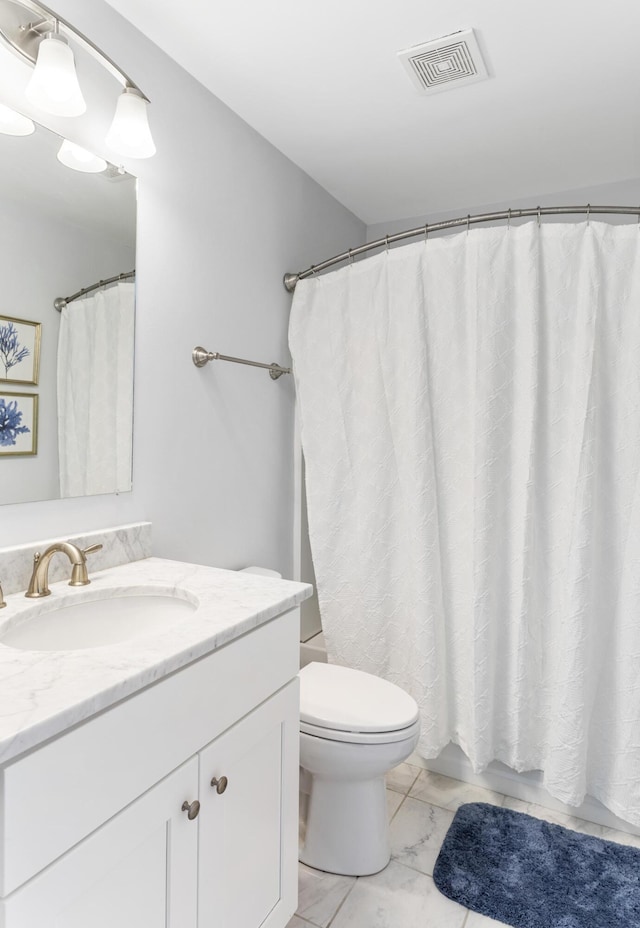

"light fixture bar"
[0,0,148,100]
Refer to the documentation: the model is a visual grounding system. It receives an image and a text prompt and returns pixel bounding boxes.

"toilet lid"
[299,662,419,734]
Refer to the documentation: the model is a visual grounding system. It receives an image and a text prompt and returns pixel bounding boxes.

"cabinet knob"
[181,799,201,820]
[210,775,228,794]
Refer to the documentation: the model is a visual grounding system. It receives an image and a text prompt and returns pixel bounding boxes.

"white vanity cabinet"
[1,758,200,927]
[0,605,301,928]
[198,682,299,928]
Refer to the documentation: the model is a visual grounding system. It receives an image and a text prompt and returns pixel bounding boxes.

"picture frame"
[0,391,38,456]
[0,315,41,386]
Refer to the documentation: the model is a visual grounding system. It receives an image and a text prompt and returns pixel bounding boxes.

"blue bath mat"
[433,802,640,928]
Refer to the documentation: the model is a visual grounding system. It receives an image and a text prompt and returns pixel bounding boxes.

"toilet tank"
[238,566,282,579]
[239,566,326,668]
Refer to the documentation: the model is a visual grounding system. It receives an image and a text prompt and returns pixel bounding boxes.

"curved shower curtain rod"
[283,204,640,292]
[54,270,136,311]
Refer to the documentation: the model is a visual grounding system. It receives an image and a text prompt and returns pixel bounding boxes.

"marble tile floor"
[288,764,640,928]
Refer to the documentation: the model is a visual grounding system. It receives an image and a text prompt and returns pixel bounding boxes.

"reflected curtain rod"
[283,205,640,292]
[54,270,135,311]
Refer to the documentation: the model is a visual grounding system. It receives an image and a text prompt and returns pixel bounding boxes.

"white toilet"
[237,569,420,876]
[299,661,420,876]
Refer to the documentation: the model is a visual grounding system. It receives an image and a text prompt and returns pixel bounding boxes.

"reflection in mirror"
[0,111,136,505]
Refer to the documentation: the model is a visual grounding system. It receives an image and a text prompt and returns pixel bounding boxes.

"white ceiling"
[104,0,640,225]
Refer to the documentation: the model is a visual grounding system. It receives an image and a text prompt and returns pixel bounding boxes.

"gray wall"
[0,0,364,579]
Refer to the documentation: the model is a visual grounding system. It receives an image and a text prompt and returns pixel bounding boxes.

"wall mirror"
[0,113,136,506]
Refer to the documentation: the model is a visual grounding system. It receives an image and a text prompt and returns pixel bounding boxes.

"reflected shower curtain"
[289,222,640,825]
[58,281,135,497]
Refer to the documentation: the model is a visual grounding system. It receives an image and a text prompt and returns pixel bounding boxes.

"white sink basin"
[0,591,197,651]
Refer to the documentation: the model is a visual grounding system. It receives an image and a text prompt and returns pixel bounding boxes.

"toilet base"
[300,774,390,876]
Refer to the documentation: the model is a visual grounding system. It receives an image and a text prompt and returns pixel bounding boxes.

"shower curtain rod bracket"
[283,272,300,294]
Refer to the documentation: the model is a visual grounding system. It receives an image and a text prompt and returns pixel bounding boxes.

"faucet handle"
[82,544,103,557]
[69,543,103,586]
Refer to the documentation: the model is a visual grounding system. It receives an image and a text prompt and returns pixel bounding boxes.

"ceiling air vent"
[398,29,488,95]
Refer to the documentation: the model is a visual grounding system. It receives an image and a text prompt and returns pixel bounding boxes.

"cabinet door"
[198,680,299,928]
[0,758,198,928]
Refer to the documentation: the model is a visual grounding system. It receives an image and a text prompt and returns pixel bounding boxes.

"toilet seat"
[300,716,421,745]
[299,662,420,740]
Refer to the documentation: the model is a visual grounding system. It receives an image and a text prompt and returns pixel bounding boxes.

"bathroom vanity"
[0,558,311,928]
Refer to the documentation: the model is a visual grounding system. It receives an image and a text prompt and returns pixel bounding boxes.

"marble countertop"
[0,557,312,765]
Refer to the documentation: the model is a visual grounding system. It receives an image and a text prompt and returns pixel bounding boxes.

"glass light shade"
[25,34,86,118]
[0,103,35,136]
[57,139,107,173]
[105,87,156,159]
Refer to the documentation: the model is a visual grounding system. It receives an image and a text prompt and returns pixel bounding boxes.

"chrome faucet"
[25,542,103,599]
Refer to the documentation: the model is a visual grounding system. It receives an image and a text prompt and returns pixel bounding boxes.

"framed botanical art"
[0,315,41,386]
[0,391,38,456]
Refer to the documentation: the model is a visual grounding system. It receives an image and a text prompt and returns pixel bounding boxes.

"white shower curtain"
[58,281,135,498]
[289,221,640,825]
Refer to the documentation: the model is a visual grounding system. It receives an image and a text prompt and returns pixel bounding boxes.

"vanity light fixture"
[56,138,106,173]
[0,99,33,134]
[25,27,85,116]
[105,86,155,159]
[0,0,156,158]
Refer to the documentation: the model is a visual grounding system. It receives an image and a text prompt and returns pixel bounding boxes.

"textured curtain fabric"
[289,222,640,825]
[57,281,135,498]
